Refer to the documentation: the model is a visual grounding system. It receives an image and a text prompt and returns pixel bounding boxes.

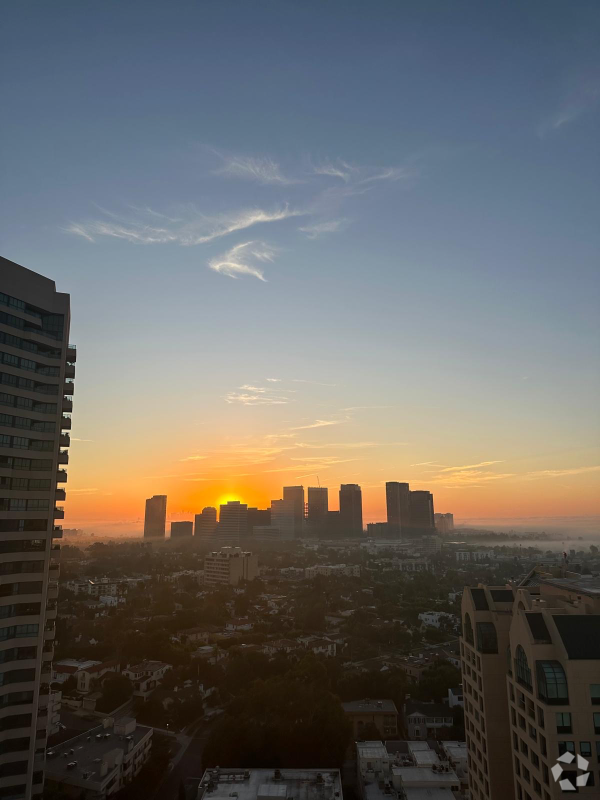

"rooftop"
[552,614,600,659]
[343,699,398,714]
[45,719,151,785]
[404,701,452,718]
[193,768,343,800]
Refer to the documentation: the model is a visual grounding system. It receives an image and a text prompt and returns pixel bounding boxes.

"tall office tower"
[434,512,454,533]
[282,486,304,537]
[194,507,218,537]
[460,566,600,800]
[246,507,270,537]
[409,490,435,530]
[339,484,363,536]
[0,257,75,800]
[385,481,410,538]
[170,521,193,538]
[307,487,328,523]
[270,499,295,540]
[143,494,167,538]
[218,501,247,544]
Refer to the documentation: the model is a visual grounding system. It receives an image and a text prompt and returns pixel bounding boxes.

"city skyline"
[1,2,599,534]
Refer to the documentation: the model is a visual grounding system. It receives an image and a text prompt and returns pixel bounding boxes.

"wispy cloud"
[179,455,208,462]
[411,461,448,467]
[266,378,281,382]
[67,205,302,247]
[299,218,347,239]
[209,241,276,281]
[524,465,600,480]
[68,487,98,494]
[215,155,300,185]
[537,71,600,137]
[312,160,357,182]
[71,438,94,443]
[292,379,337,386]
[290,418,347,430]
[440,460,504,473]
[225,382,293,405]
[342,405,392,411]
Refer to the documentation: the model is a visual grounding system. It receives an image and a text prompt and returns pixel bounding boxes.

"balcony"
[65,364,75,379]
[56,469,68,483]
[62,397,73,413]
[59,433,70,447]
[54,506,64,519]
[61,414,72,430]
[53,525,63,538]
[55,489,66,501]
[64,379,75,395]
[58,450,69,464]
[67,344,77,362]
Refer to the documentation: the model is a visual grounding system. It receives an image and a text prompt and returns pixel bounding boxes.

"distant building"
[247,507,271,536]
[283,485,305,537]
[366,522,389,538]
[326,510,342,538]
[45,717,152,798]
[307,487,328,534]
[171,520,193,538]
[386,481,410,538]
[144,494,167,538]
[434,512,454,533]
[270,498,296,540]
[342,698,398,739]
[403,700,453,740]
[339,484,363,536]
[195,507,218,537]
[52,658,120,694]
[305,564,360,579]
[408,490,434,532]
[447,687,464,708]
[204,546,258,586]
[218,500,248,544]
[187,767,343,800]
[122,661,172,700]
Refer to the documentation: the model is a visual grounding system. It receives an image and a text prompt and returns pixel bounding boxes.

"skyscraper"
[434,512,454,533]
[143,494,167,538]
[0,257,74,799]
[270,498,295,540]
[385,481,410,538]
[339,484,363,536]
[170,521,193,538]
[307,486,328,536]
[409,490,435,531]
[194,507,218,537]
[283,485,304,537]
[218,500,248,544]
[246,507,271,536]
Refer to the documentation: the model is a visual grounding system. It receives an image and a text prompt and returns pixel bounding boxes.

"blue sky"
[1,0,599,528]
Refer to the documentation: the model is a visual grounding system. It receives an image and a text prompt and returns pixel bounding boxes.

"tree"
[96,674,133,713]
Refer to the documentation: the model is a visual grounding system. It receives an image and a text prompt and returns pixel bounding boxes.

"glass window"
[556,712,571,733]
[515,646,533,691]
[464,613,474,645]
[557,741,575,756]
[536,661,568,704]
[591,684,600,705]
[579,742,591,758]
[593,712,600,734]
[476,622,498,654]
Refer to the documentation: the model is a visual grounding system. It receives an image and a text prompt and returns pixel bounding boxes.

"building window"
[590,684,600,705]
[476,622,498,654]
[515,647,532,691]
[557,742,575,756]
[536,706,544,729]
[536,661,568,704]
[593,712,600,735]
[579,741,591,758]
[464,613,474,645]
[531,752,539,769]
[556,712,572,734]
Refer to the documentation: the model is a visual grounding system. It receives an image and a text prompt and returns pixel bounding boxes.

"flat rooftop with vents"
[190,768,343,800]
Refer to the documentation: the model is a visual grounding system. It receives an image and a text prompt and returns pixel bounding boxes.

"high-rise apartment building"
[282,486,304,537]
[246,507,270,537]
[1,257,75,800]
[218,501,247,544]
[434,512,454,533]
[409,490,435,531]
[194,507,217,537]
[339,484,363,536]
[386,481,410,538]
[460,566,600,800]
[143,495,166,538]
[170,521,193,538]
[204,547,258,586]
[307,487,328,528]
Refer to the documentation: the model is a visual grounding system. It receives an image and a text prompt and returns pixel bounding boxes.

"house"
[122,661,172,700]
[403,700,453,740]
[262,639,299,656]
[225,618,254,632]
[447,686,464,708]
[342,699,398,739]
[304,637,336,657]
[418,611,457,629]
[52,659,120,694]
[177,626,216,645]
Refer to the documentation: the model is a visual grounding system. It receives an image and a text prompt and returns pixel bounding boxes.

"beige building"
[342,698,398,739]
[204,547,258,586]
[461,566,600,800]
[1,258,74,799]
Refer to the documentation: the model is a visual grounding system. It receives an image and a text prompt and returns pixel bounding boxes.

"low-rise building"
[122,660,171,700]
[52,659,120,694]
[403,700,454,740]
[418,611,458,629]
[187,767,343,800]
[305,563,360,579]
[447,687,464,708]
[45,717,152,799]
[204,547,259,586]
[342,699,398,739]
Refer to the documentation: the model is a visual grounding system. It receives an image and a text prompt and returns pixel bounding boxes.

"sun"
[216,494,240,509]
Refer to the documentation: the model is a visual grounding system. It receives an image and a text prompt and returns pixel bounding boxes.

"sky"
[1,1,599,533]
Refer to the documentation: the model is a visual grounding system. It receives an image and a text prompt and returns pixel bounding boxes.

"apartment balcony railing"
[54,506,65,519]
[62,397,73,413]
[65,364,75,379]
[58,450,69,464]
[60,414,72,430]
[53,526,63,538]
[59,433,70,447]
[56,469,67,483]
[67,344,77,362]
[64,379,75,395]
[55,489,66,501]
